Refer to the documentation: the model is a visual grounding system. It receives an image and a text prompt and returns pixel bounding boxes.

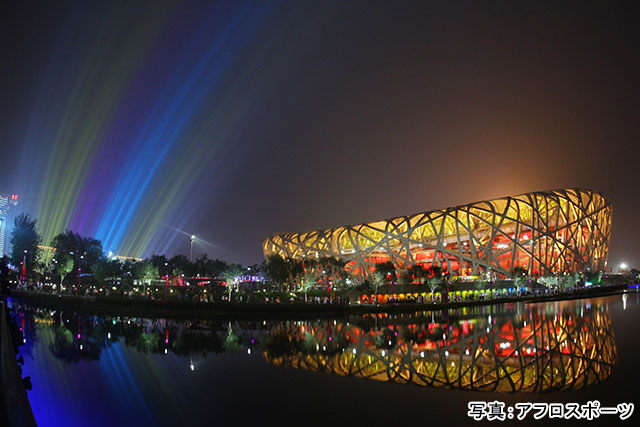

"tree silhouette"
[10,213,41,274]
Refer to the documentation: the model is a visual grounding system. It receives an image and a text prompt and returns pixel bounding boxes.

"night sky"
[1,1,638,267]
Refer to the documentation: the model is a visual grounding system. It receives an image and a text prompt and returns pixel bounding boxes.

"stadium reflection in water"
[263,302,617,393]
[12,298,617,396]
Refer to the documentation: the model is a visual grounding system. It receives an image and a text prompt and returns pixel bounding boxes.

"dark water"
[9,291,640,426]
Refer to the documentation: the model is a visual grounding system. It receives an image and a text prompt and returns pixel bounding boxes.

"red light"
[11,194,18,200]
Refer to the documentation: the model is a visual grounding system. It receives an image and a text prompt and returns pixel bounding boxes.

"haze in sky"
[1,1,638,267]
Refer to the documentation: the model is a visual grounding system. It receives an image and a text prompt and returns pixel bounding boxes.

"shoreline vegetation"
[4,213,638,324]
[9,283,631,320]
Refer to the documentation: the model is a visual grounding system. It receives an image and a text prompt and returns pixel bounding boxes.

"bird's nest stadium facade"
[263,189,612,280]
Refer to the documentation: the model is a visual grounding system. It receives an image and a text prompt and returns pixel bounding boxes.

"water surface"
[11,291,640,426]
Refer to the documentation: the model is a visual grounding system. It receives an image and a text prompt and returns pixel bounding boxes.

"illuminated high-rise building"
[0,193,19,257]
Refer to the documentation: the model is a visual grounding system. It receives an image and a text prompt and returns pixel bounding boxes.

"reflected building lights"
[12,298,620,396]
[263,305,617,393]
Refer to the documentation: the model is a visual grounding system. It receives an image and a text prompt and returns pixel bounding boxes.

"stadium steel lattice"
[263,188,612,279]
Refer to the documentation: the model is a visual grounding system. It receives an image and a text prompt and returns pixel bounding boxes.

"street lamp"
[619,263,628,273]
[190,235,196,262]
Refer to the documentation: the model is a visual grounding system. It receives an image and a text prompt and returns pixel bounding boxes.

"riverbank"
[0,300,37,427]
[9,283,632,320]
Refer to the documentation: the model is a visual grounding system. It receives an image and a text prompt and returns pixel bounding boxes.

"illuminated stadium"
[263,189,612,279]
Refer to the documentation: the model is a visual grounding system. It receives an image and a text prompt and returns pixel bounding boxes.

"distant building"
[264,188,612,280]
[0,193,19,257]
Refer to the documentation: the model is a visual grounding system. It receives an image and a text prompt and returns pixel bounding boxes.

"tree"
[512,266,527,293]
[52,231,81,262]
[317,256,348,289]
[370,271,385,304]
[56,255,74,289]
[408,264,426,285]
[299,270,316,302]
[93,258,122,285]
[32,252,49,277]
[265,255,288,288]
[375,261,396,284]
[558,272,574,290]
[10,213,41,276]
[375,261,397,296]
[51,230,104,274]
[538,275,557,290]
[426,276,442,301]
[426,265,444,301]
[285,258,304,291]
[142,261,158,284]
[190,253,227,278]
[120,259,137,286]
[150,254,171,277]
[134,260,158,297]
[207,258,228,279]
[169,255,194,277]
[222,264,244,301]
[264,255,303,291]
[193,253,210,277]
[78,236,103,272]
